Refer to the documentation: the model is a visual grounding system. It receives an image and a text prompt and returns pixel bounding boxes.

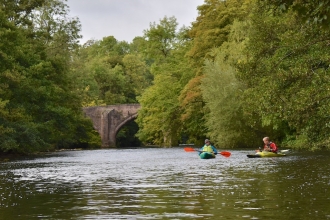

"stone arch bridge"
[83,104,141,147]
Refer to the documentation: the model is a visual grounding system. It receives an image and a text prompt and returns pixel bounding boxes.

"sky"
[66,0,205,44]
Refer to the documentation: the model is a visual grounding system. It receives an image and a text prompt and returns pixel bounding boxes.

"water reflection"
[0,148,329,219]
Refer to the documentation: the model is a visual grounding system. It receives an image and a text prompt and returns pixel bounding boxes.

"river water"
[0,148,329,220]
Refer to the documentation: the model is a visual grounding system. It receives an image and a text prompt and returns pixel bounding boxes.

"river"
[0,148,329,220]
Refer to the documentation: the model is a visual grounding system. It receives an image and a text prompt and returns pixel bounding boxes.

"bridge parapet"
[83,104,141,147]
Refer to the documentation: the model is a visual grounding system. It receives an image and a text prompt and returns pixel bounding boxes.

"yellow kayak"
[247,151,286,158]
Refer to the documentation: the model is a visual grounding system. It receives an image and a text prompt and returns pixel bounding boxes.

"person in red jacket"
[262,137,278,153]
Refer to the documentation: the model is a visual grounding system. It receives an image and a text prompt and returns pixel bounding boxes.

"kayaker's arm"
[212,146,218,155]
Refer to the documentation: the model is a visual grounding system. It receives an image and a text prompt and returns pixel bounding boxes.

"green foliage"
[188,0,249,70]
[264,0,330,28]
[68,53,101,106]
[178,0,250,146]
[92,62,128,104]
[237,2,330,149]
[0,0,99,153]
[179,75,207,145]
[136,73,182,146]
[4,0,330,152]
[201,20,262,148]
[122,54,151,97]
[136,54,191,146]
[70,36,153,106]
[136,18,195,146]
[143,16,178,60]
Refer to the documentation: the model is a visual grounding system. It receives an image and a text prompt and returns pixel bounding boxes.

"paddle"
[184,147,231,157]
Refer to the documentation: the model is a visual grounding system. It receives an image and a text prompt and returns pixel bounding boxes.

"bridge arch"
[83,104,141,147]
[109,112,139,147]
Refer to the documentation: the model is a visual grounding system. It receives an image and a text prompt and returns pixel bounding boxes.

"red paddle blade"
[184,147,196,152]
[220,151,231,157]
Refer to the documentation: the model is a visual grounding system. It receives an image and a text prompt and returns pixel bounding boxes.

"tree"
[264,0,330,28]
[70,36,152,106]
[122,54,151,97]
[0,0,100,153]
[179,0,250,145]
[237,2,330,149]
[136,18,194,146]
[143,16,178,61]
[188,0,248,70]
[179,75,207,145]
[202,20,267,148]
[136,73,182,146]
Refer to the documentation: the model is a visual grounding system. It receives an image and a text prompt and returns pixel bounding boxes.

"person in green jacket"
[199,139,218,155]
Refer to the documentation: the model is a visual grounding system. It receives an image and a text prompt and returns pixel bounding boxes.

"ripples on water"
[0,148,329,220]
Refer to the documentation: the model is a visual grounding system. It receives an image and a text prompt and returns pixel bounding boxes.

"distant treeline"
[1,0,330,154]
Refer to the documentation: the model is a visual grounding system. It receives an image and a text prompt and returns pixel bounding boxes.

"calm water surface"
[0,148,329,220]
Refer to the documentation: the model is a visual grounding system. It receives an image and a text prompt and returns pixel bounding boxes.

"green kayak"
[247,151,286,158]
[199,152,216,159]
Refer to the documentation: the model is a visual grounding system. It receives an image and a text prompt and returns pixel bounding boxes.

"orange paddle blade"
[184,147,197,152]
[184,147,231,157]
[220,151,231,157]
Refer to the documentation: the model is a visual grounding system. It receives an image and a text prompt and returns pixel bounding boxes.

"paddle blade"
[184,147,231,157]
[184,147,197,152]
[220,151,231,157]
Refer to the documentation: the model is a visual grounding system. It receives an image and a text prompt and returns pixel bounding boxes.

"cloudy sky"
[66,0,205,44]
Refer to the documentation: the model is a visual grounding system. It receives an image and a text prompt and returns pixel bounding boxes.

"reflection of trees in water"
[1,150,329,219]
[0,176,78,219]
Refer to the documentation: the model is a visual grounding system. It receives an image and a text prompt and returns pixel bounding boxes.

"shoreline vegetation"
[2,0,330,154]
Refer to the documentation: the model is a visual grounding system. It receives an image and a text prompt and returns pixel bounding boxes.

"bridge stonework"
[83,104,141,147]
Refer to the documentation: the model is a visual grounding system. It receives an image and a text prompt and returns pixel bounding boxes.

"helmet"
[205,139,210,143]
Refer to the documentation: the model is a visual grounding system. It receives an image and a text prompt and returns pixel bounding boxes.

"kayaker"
[262,137,278,153]
[199,139,218,155]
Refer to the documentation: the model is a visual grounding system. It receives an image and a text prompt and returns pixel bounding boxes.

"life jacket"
[265,142,278,152]
[202,145,214,153]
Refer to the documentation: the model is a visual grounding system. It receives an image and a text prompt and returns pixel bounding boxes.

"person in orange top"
[262,137,278,153]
